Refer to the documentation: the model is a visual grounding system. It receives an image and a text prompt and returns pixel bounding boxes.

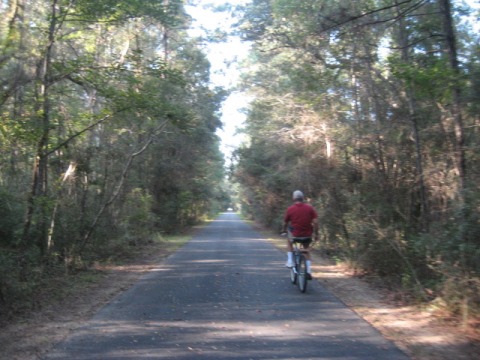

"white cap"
[292,190,304,200]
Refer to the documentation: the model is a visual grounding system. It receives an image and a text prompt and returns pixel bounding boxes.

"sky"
[185,1,251,164]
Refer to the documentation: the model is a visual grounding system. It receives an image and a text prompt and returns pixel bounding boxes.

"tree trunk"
[395,0,429,231]
[438,0,466,195]
[438,0,468,269]
[22,0,59,254]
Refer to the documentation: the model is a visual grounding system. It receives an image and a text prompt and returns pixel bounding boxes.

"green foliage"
[0,0,228,315]
[0,246,43,315]
[121,188,156,239]
[150,126,226,232]
[0,189,23,246]
[73,0,185,25]
[389,56,461,101]
[234,0,480,321]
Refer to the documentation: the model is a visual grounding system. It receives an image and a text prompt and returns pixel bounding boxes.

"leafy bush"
[0,247,42,317]
[0,189,23,246]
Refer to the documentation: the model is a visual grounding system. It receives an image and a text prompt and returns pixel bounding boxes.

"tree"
[234,0,479,312]
[0,0,227,314]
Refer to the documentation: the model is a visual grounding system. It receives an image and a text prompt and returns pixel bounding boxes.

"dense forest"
[0,0,230,314]
[0,0,478,325]
[233,0,479,320]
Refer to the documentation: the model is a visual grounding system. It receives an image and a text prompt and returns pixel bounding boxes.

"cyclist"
[281,190,319,279]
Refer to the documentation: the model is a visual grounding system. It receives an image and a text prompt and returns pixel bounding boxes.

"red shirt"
[284,202,318,237]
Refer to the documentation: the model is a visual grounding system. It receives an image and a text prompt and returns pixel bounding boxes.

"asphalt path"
[46,212,410,360]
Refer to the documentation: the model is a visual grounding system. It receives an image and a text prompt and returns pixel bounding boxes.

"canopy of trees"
[233,0,479,318]
[0,0,230,314]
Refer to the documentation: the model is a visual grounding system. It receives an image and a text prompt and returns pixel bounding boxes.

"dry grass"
[263,229,480,360]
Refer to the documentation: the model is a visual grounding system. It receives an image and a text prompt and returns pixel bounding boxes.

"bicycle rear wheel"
[290,266,297,284]
[297,255,307,293]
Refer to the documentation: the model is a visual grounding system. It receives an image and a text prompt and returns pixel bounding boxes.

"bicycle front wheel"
[297,255,308,293]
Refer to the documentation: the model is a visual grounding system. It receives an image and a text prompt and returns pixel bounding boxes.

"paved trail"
[46,212,409,359]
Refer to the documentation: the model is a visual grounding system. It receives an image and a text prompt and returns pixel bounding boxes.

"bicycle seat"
[292,237,311,243]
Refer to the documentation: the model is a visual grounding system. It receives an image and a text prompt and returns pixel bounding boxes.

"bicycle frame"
[290,238,310,293]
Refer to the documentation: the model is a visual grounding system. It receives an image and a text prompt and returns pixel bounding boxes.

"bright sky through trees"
[186,0,478,164]
[185,1,251,164]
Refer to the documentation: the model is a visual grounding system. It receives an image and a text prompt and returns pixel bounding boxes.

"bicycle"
[282,233,311,293]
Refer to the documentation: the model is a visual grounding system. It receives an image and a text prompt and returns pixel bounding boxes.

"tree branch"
[78,120,169,253]
[318,0,428,34]
[45,114,112,157]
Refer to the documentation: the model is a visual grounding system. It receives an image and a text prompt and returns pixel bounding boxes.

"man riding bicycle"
[281,190,319,279]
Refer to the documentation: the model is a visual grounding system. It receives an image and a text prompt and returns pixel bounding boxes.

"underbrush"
[0,232,190,323]
[329,248,479,333]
